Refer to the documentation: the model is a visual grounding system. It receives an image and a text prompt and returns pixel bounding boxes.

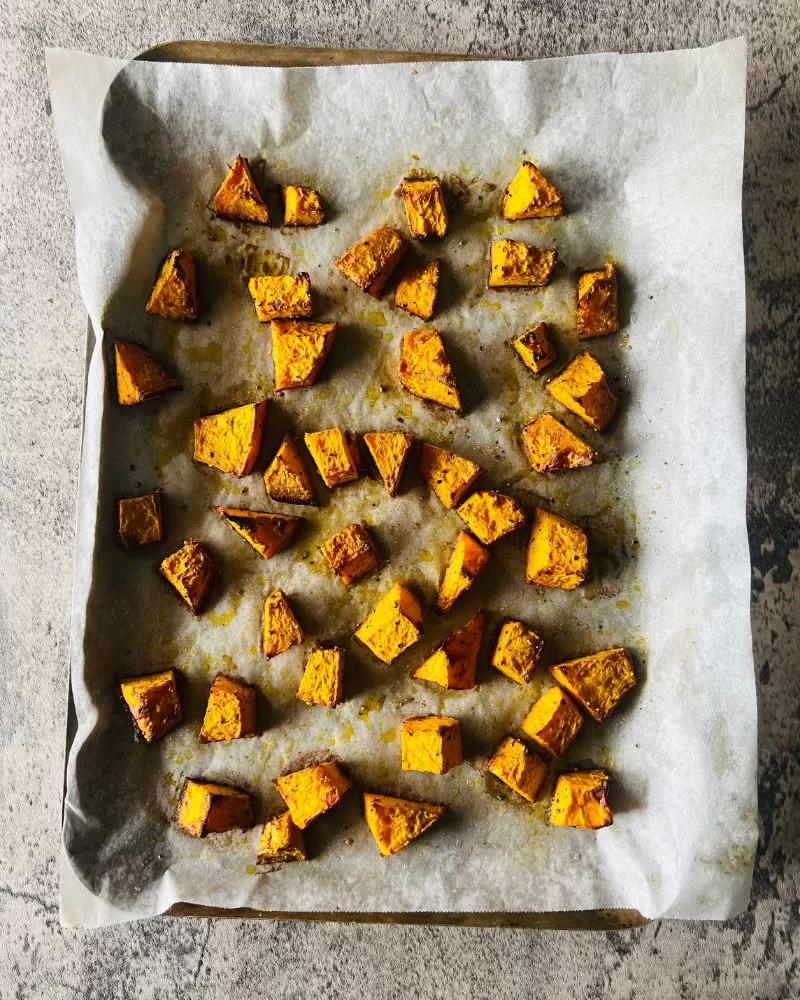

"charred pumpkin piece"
[320,522,380,585]
[398,328,462,412]
[159,538,216,614]
[271,319,337,390]
[511,322,558,375]
[394,258,440,321]
[549,770,613,829]
[119,669,182,742]
[193,400,267,476]
[413,611,484,689]
[501,161,564,220]
[282,185,325,227]
[115,340,180,405]
[175,779,254,837]
[263,434,317,506]
[363,793,445,856]
[577,262,619,339]
[335,225,408,297]
[212,155,269,224]
[248,274,312,321]
[118,490,163,549]
[546,352,618,432]
[436,532,489,613]
[146,249,198,321]
[256,812,308,864]
[521,413,598,473]
[401,177,448,238]
[488,239,557,288]
[215,507,302,559]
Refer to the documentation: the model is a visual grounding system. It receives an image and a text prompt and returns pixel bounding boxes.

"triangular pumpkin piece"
[114,340,180,405]
[363,793,445,856]
[145,249,198,320]
[419,443,482,510]
[212,155,269,224]
[215,507,303,559]
[394,259,440,320]
[363,432,414,496]
[436,531,489,613]
[263,434,317,505]
[193,401,267,477]
[271,320,338,390]
[501,161,563,220]
[413,611,485,689]
[398,328,462,412]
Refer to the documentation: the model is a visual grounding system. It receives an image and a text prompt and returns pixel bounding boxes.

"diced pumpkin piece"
[274,761,352,829]
[119,669,182,742]
[490,619,544,685]
[419,443,482,510]
[488,239,557,288]
[546,352,618,431]
[526,508,588,591]
[394,259,440,321]
[320,522,380,585]
[159,538,216,614]
[363,431,414,496]
[296,646,346,707]
[271,319,337,390]
[199,674,257,743]
[145,249,198,320]
[484,736,549,803]
[355,582,423,664]
[175,779,254,838]
[263,434,317,506]
[501,161,564,220]
[550,770,613,829]
[413,611,484,690]
[193,400,267,476]
[398,328,462,412]
[212,155,269,224]
[522,413,598,473]
[401,716,462,774]
[114,340,180,405]
[521,687,584,758]
[257,812,308,864]
[457,490,526,545]
[283,185,325,227]
[262,589,304,658]
[248,274,312,322]
[215,507,302,559]
[363,793,445,856]
[577,262,619,339]
[511,322,558,374]
[304,428,360,488]
[335,225,408,297]
[401,177,448,238]
[436,532,489,613]
[549,647,636,722]
[118,490,163,549]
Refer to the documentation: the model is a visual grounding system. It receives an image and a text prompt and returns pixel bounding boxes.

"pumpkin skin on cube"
[577,262,619,339]
[263,434,317,506]
[215,508,303,559]
[257,812,308,864]
[175,780,254,838]
[413,612,485,690]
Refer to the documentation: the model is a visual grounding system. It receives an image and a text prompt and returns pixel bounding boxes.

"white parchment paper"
[47,40,755,926]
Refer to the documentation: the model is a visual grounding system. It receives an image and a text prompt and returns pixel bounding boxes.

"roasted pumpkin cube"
[119,669,182,742]
[490,619,544,685]
[484,736,549,803]
[526,508,588,591]
[401,177,448,238]
[216,507,302,559]
[511,322,558,374]
[363,793,445,856]
[257,812,308,864]
[248,274,313,322]
[160,538,216,614]
[355,582,423,664]
[401,716,462,774]
[175,779,254,838]
[263,434,317,506]
[212,155,269,224]
[363,431,414,496]
[521,687,583,758]
[304,428,360,488]
[457,491,526,545]
[118,490,163,549]
[271,319,337,390]
[146,249,198,321]
[549,647,636,722]
[577,262,619,338]
[320,522,380,585]
[501,161,564,220]
[335,225,408,297]
[275,761,352,829]
[283,185,325,227]
[115,340,180,405]
[488,239,557,288]
[296,645,346,707]
[262,589,304,658]
[419,443,482,510]
[546,352,618,431]
[550,769,613,829]
[398,327,461,412]
[522,413,598,473]
[194,400,267,476]
[436,532,489,613]
[394,259,440,320]
[413,611,484,690]
[199,674,257,743]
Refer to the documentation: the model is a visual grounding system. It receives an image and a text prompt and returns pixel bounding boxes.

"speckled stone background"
[0,2,796,996]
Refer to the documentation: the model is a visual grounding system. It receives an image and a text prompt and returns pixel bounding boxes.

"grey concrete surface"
[0,2,797,996]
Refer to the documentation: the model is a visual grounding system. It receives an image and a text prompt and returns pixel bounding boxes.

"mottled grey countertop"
[1,2,797,996]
